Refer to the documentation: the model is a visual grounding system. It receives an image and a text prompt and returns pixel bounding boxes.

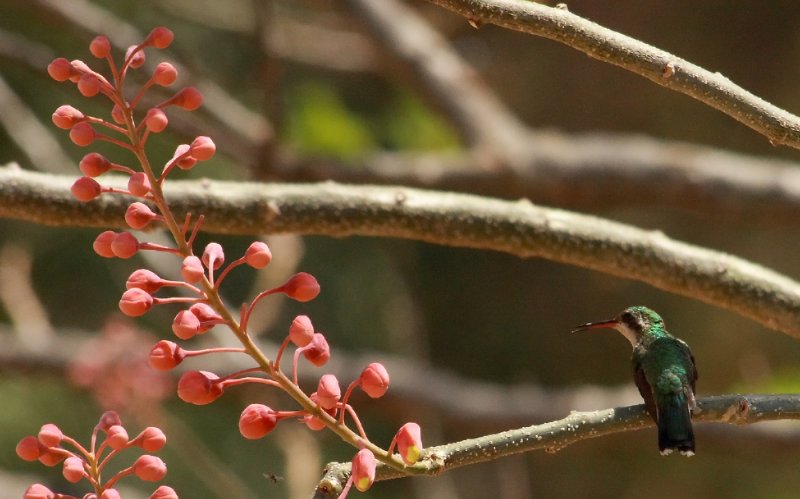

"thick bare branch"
[313,394,800,497]
[1,165,799,337]
[423,0,800,150]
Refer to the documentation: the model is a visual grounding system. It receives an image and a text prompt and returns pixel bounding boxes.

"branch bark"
[423,0,800,150]
[313,394,800,497]
[2,165,800,337]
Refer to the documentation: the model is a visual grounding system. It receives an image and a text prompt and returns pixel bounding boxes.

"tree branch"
[1,165,800,337]
[423,0,800,150]
[313,394,800,497]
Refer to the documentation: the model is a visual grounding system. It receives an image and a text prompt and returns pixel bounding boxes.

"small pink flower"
[145,107,169,133]
[125,202,159,229]
[69,122,95,146]
[16,436,42,461]
[89,35,111,58]
[47,57,74,81]
[119,288,154,317]
[244,241,272,269]
[172,310,200,340]
[168,87,203,110]
[189,136,215,161]
[128,172,152,196]
[177,371,223,405]
[149,340,185,370]
[111,231,139,259]
[302,333,330,367]
[62,456,85,483]
[359,362,390,399]
[52,105,84,129]
[351,448,376,492]
[93,230,116,258]
[37,423,63,447]
[97,410,123,431]
[79,152,111,177]
[202,242,224,270]
[134,455,167,482]
[106,424,129,450]
[188,302,222,324]
[181,255,205,283]
[71,176,102,202]
[126,45,146,68]
[281,272,320,302]
[23,483,54,499]
[153,62,177,86]
[126,269,164,293]
[149,485,178,499]
[238,404,279,440]
[289,315,314,347]
[102,489,122,499]
[111,104,126,124]
[37,449,65,467]
[77,73,102,97]
[134,427,167,452]
[146,27,174,49]
[394,422,423,465]
[316,374,341,410]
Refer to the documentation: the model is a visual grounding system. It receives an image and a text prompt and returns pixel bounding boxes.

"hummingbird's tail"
[656,392,695,456]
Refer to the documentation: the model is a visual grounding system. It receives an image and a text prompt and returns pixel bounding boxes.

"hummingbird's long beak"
[571,318,619,333]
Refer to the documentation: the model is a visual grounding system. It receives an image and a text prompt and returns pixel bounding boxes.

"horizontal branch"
[1,165,800,337]
[424,0,800,150]
[313,394,800,497]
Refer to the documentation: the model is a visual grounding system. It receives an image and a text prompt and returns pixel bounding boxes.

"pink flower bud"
[71,176,102,202]
[92,230,116,258]
[189,136,215,161]
[181,255,204,283]
[90,35,111,58]
[47,58,74,81]
[119,288,153,317]
[38,449,65,467]
[62,456,85,483]
[97,410,123,431]
[135,427,167,452]
[52,105,84,129]
[128,172,152,196]
[125,202,159,229]
[37,423,63,447]
[69,122,95,146]
[146,27,174,49]
[106,425,129,450]
[359,362,390,399]
[149,485,178,499]
[23,483,54,499]
[281,272,320,302]
[145,107,168,133]
[188,302,222,324]
[245,241,272,269]
[153,62,177,86]
[289,315,314,347]
[16,436,42,461]
[133,455,167,481]
[111,231,139,259]
[394,422,422,465]
[177,371,223,405]
[202,242,224,270]
[102,490,122,499]
[239,404,279,439]
[351,449,376,492]
[303,392,334,431]
[79,152,111,177]
[126,45,146,68]
[77,73,102,97]
[169,87,203,110]
[171,310,201,340]
[111,104,126,124]
[149,340,185,370]
[316,374,341,410]
[302,333,330,367]
[126,269,163,293]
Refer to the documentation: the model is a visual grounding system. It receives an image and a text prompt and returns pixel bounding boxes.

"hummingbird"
[572,306,698,456]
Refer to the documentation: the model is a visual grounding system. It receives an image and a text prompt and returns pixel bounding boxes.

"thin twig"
[424,0,800,150]
[1,165,800,337]
[313,393,800,497]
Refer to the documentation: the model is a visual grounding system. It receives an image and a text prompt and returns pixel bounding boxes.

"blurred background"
[1,0,800,498]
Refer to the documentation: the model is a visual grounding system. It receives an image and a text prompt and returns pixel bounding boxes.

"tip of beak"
[570,319,618,334]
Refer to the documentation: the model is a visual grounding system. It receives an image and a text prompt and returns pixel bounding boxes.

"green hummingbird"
[572,306,698,456]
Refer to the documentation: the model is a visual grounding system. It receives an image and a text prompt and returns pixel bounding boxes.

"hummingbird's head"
[571,306,664,347]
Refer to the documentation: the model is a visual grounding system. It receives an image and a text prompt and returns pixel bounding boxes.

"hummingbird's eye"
[620,311,635,325]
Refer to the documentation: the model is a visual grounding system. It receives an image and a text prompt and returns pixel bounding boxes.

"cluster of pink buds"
[44,27,424,497]
[16,411,175,498]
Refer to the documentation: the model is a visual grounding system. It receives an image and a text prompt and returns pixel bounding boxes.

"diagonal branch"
[423,0,800,150]
[313,393,800,497]
[1,165,800,337]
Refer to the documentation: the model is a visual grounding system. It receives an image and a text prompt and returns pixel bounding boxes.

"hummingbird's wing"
[674,338,698,409]
[632,353,658,422]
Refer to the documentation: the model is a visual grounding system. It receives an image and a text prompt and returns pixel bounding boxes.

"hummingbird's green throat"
[572,306,698,456]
